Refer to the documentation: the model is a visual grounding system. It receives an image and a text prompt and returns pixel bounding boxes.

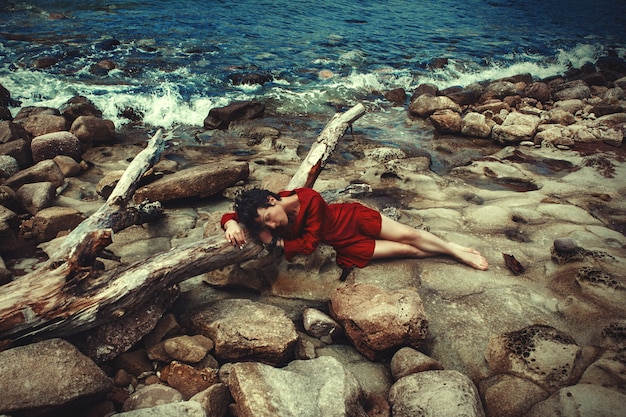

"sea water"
[1,0,624,131]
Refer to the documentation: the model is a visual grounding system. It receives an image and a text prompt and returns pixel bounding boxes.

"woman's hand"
[223,220,246,248]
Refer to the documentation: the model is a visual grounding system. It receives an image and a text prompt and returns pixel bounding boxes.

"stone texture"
[329,283,428,360]
[390,347,444,381]
[188,298,298,365]
[0,338,112,415]
[389,370,485,417]
[31,130,82,162]
[229,356,367,417]
[70,115,116,144]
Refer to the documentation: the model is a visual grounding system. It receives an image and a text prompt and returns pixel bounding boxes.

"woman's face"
[256,197,288,229]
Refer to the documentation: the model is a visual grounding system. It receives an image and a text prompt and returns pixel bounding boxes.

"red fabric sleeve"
[220,212,238,229]
[282,189,326,260]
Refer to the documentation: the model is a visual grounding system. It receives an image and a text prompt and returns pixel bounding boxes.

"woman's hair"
[234,188,281,232]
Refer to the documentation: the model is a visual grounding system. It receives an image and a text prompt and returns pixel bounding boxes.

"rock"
[492,112,541,144]
[16,181,56,214]
[0,338,112,416]
[552,80,592,101]
[524,384,626,417]
[479,374,548,417]
[0,185,22,213]
[114,349,154,377]
[475,99,511,115]
[70,115,116,144]
[481,80,519,100]
[389,370,485,417]
[188,298,298,364]
[578,348,626,393]
[410,83,439,101]
[0,154,19,179]
[534,125,574,146]
[163,335,214,363]
[553,98,585,114]
[316,343,393,399]
[143,313,182,349]
[133,161,249,203]
[165,361,219,400]
[446,89,478,106]
[408,94,461,118]
[544,107,576,125]
[461,112,493,138]
[228,71,273,86]
[54,154,82,176]
[390,347,444,381]
[74,287,179,363]
[31,130,82,163]
[0,205,19,251]
[384,88,407,106]
[526,82,552,102]
[364,147,406,164]
[203,101,265,129]
[0,83,10,107]
[0,138,32,168]
[29,205,84,241]
[4,159,65,190]
[553,238,578,253]
[114,400,207,417]
[60,95,104,123]
[329,283,428,360]
[485,324,585,391]
[121,384,184,412]
[17,111,67,137]
[430,109,462,134]
[228,356,367,417]
[302,307,342,340]
[189,383,231,417]
[0,120,30,144]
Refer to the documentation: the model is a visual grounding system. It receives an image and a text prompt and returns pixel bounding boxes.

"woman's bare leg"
[374,215,489,270]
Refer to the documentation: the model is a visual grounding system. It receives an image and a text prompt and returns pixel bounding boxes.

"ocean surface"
[1,0,625,134]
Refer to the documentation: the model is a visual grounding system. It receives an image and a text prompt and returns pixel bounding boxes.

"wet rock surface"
[1,60,626,416]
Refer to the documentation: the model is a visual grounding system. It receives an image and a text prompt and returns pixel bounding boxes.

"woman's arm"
[282,191,326,259]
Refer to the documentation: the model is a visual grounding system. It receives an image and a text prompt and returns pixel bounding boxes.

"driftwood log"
[0,103,366,345]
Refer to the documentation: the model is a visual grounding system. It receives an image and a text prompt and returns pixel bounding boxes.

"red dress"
[221,188,382,269]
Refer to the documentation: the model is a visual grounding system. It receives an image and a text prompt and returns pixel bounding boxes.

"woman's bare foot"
[449,242,489,270]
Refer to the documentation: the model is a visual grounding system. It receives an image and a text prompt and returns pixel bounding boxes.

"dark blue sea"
[1,0,625,133]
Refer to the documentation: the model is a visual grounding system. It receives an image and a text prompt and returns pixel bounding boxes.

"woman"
[221,188,488,275]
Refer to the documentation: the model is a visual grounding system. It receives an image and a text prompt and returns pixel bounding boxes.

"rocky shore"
[1,53,626,417]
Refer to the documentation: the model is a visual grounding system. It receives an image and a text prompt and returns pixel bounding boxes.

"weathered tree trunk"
[287,103,365,189]
[0,105,366,344]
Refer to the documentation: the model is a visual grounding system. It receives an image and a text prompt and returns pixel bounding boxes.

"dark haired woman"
[221,188,488,275]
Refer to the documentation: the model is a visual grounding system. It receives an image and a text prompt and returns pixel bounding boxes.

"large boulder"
[16,181,56,214]
[16,109,68,137]
[228,356,367,417]
[70,115,116,145]
[4,159,65,190]
[0,138,32,168]
[0,338,112,416]
[31,130,83,163]
[329,283,428,360]
[491,112,541,144]
[187,298,298,365]
[203,101,265,129]
[60,95,103,123]
[485,324,586,392]
[0,120,30,144]
[389,370,485,417]
[133,161,249,203]
[408,94,461,118]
